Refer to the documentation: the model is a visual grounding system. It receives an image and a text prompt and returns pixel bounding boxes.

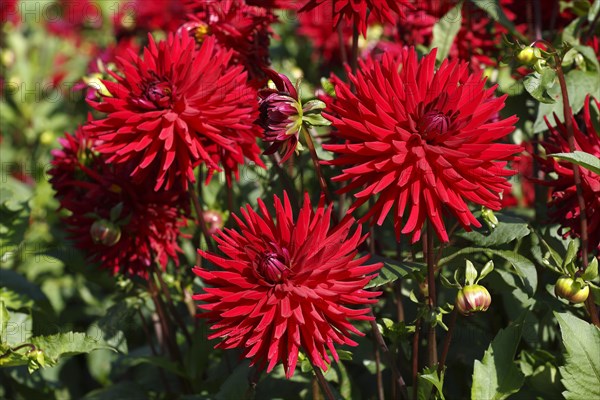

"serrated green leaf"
[471,313,526,400]
[524,70,557,104]
[457,213,531,247]
[417,366,445,400]
[365,257,423,288]
[430,3,462,62]
[555,312,600,399]
[550,151,600,175]
[30,332,115,365]
[534,69,600,133]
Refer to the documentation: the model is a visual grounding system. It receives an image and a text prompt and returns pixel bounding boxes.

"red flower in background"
[181,0,276,85]
[46,0,104,37]
[1,0,19,25]
[299,0,410,37]
[538,96,600,255]
[114,0,186,35]
[86,33,262,191]
[245,0,300,10]
[49,126,188,277]
[193,192,381,378]
[501,141,536,208]
[324,48,521,243]
[297,3,352,67]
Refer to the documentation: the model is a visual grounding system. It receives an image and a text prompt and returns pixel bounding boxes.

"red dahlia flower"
[300,0,410,37]
[181,0,276,85]
[297,3,352,67]
[114,0,186,35]
[86,33,263,191]
[193,192,381,378]
[323,48,521,243]
[49,126,188,277]
[538,96,600,255]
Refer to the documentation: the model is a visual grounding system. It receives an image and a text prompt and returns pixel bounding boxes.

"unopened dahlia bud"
[203,210,224,236]
[259,69,329,163]
[554,276,589,303]
[90,220,121,246]
[517,47,541,65]
[456,284,491,316]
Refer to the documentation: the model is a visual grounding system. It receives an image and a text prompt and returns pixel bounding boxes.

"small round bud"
[203,210,224,236]
[517,47,536,64]
[90,219,121,246]
[456,284,491,316]
[554,276,589,304]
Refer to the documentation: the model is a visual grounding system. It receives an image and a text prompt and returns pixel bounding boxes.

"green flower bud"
[456,285,491,316]
[554,276,589,304]
[90,219,121,246]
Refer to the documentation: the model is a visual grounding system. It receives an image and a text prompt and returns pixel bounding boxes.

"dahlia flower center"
[418,110,451,138]
[255,247,291,284]
[144,81,174,109]
[194,23,210,43]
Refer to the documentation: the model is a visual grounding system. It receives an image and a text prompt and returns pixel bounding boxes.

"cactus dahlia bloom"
[193,192,381,378]
[49,126,188,277]
[180,0,276,85]
[323,48,521,243]
[86,33,262,191]
[538,96,600,255]
[299,0,410,37]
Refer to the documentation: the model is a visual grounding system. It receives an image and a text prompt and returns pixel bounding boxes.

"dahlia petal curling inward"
[323,48,522,243]
[193,192,381,378]
[538,96,600,255]
[86,33,263,191]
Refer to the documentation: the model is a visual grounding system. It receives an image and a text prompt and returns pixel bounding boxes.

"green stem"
[426,227,438,367]
[301,126,332,203]
[309,359,336,400]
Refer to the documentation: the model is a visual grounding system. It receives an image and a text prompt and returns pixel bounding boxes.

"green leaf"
[563,239,579,269]
[471,313,526,400]
[430,3,462,62]
[122,356,187,377]
[550,151,600,175]
[30,332,115,365]
[555,312,600,399]
[417,366,445,400]
[456,213,531,247]
[440,248,537,296]
[582,258,598,281]
[534,69,600,133]
[524,69,557,104]
[365,256,423,289]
